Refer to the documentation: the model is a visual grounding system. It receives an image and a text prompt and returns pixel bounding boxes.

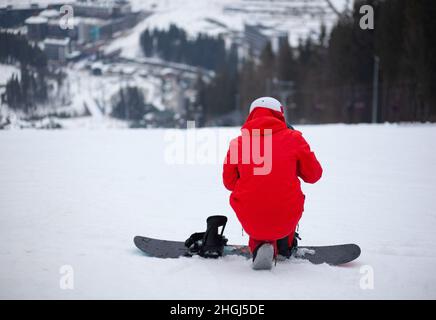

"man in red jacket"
[222,97,322,270]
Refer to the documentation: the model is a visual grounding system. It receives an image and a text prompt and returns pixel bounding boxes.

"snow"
[61,65,161,119]
[24,16,48,24]
[0,123,436,299]
[39,9,60,19]
[43,38,69,46]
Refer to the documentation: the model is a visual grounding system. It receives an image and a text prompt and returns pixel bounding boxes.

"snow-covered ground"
[0,123,436,299]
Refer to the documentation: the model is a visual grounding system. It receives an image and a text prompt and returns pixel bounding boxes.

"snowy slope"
[108,0,350,59]
[0,123,436,299]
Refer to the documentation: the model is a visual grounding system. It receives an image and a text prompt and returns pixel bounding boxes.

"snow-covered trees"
[140,24,227,71]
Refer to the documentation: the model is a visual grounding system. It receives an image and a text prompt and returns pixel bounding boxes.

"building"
[44,38,70,62]
[76,11,140,45]
[73,0,132,19]
[22,0,142,51]
[77,17,110,44]
[46,18,79,40]
[25,9,77,41]
[22,0,142,60]
[25,15,48,40]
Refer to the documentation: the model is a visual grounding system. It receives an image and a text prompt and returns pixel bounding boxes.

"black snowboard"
[134,236,361,266]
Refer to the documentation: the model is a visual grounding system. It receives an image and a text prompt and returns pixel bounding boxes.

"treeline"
[111,86,154,120]
[293,0,436,123]
[195,45,239,123]
[140,24,239,124]
[111,86,183,128]
[4,66,48,112]
[0,9,35,28]
[203,0,436,124]
[0,31,47,68]
[0,31,48,111]
[140,24,229,71]
[371,0,436,122]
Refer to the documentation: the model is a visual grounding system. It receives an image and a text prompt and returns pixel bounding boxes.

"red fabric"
[223,107,322,242]
[248,231,295,254]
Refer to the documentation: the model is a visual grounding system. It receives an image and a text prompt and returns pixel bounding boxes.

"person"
[222,97,323,270]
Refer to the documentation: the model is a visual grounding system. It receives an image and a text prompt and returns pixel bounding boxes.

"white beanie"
[249,97,283,114]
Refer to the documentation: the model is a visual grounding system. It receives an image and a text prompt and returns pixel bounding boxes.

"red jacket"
[223,107,322,240]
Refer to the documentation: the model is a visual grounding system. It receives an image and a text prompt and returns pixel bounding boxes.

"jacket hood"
[242,107,287,135]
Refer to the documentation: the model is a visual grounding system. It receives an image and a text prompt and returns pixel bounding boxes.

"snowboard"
[134,236,361,266]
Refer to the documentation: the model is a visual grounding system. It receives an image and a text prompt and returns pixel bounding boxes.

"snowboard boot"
[276,232,301,261]
[252,243,275,270]
[276,236,291,261]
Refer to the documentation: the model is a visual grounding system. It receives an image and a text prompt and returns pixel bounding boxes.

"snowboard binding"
[184,215,228,258]
[276,232,301,259]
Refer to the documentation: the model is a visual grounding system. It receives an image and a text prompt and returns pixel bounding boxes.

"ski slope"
[0,124,436,299]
